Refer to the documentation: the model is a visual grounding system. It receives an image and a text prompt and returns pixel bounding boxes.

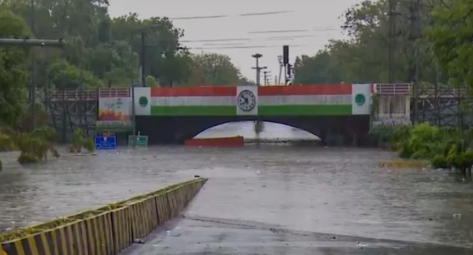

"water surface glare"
[0,145,472,249]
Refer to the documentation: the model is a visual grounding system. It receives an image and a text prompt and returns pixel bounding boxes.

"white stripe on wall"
[259,95,351,105]
[151,96,235,106]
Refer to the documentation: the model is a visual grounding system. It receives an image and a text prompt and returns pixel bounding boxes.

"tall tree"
[428,0,473,90]
[0,0,250,91]
[187,53,245,85]
[0,8,30,126]
[293,0,444,85]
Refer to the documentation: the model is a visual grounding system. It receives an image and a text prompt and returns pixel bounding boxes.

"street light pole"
[252,54,267,86]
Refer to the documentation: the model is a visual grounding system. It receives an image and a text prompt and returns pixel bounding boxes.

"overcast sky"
[108,0,361,83]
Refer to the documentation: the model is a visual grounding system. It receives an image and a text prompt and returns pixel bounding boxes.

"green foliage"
[71,128,84,152]
[0,1,252,92]
[186,53,249,85]
[1,126,60,166]
[145,75,157,87]
[14,126,59,164]
[69,128,94,153]
[293,0,443,84]
[427,0,473,91]
[431,155,448,169]
[378,122,473,173]
[81,137,95,152]
[0,8,30,126]
[0,132,13,151]
[17,153,40,164]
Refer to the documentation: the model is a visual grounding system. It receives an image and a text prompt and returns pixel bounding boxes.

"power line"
[181,38,251,43]
[189,44,308,50]
[203,42,246,46]
[266,34,319,40]
[200,35,320,46]
[248,29,310,34]
[180,28,340,43]
[170,10,294,20]
[171,15,228,20]
[247,27,340,34]
[240,11,293,16]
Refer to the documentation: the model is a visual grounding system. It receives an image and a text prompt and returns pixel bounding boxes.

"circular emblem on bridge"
[355,94,365,106]
[139,96,148,107]
[237,90,256,112]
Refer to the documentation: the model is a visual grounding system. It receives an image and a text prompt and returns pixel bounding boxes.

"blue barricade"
[95,135,117,150]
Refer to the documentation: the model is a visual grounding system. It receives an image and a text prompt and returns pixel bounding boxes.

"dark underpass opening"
[135,115,370,145]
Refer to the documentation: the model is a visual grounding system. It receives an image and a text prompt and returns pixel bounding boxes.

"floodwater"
[195,121,319,140]
[0,122,472,254]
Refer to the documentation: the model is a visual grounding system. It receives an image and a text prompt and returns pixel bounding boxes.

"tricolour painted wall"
[132,84,371,116]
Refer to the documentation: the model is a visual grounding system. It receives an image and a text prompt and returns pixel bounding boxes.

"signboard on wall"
[96,89,132,132]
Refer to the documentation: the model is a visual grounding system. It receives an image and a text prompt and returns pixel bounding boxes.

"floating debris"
[133,239,145,244]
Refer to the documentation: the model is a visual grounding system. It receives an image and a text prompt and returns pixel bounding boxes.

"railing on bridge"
[49,88,131,101]
[373,83,411,125]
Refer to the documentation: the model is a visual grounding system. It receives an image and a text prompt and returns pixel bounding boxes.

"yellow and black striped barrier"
[0,178,208,255]
[378,160,429,168]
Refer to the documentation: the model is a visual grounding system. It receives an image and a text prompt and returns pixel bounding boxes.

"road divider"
[378,160,429,168]
[0,178,207,255]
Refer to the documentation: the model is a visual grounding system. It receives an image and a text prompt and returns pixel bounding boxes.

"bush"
[81,137,95,152]
[369,124,396,147]
[69,128,95,153]
[379,122,473,174]
[14,126,59,164]
[17,153,40,164]
[398,141,412,158]
[431,155,448,169]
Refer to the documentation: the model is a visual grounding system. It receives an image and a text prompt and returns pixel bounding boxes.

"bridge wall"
[131,84,372,116]
[95,85,372,144]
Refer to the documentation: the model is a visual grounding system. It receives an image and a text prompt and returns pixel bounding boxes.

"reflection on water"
[0,125,471,251]
[195,121,319,140]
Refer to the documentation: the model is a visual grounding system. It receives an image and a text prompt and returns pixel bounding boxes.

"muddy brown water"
[0,144,472,250]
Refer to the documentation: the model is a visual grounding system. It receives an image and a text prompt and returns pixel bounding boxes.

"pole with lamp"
[251,53,267,86]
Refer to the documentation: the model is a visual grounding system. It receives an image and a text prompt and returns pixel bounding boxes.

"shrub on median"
[68,128,95,153]
[370,123,473,174]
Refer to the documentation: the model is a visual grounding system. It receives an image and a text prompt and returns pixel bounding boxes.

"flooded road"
[0,123,472,253]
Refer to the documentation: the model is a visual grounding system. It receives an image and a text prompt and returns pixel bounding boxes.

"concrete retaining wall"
[0,178,207,255]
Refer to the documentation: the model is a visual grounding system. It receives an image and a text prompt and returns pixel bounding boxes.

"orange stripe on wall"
[258,84,352,96]
[151,86,237,97]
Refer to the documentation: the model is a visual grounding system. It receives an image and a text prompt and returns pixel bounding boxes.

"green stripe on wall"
[258,105,351,115]
[151,104,352,116]
[151,105,236,116]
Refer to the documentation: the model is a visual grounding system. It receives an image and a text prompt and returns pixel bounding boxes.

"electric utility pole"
[140,31,146,87]
[263,71,271,85]
[388,0,394,84]
[30,0,36,129]
[409,0,421,124]
[252,53,267,86]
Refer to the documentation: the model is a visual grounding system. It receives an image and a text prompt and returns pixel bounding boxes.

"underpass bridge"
[97,84,372,145]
